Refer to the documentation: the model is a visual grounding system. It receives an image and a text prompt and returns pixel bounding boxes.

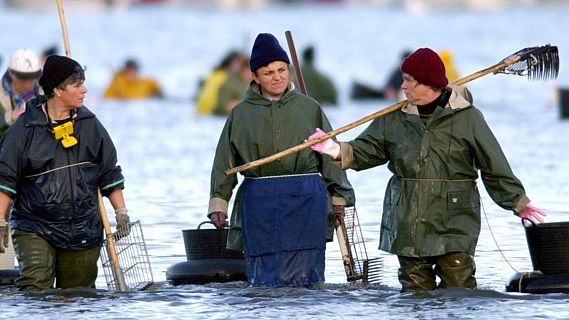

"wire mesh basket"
[100,220,154,291]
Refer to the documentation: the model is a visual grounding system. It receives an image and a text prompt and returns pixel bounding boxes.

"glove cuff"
[115,208,128,215]
[0,219,6,227]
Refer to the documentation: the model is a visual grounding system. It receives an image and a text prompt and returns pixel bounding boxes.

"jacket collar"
[402,84,473,115]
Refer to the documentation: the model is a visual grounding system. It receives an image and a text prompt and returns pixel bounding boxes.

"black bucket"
[524,219,569,274]
[182,221,244,260]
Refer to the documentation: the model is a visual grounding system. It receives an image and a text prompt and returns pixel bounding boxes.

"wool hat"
[9,49,42,80]
[249,33,290,72]
[39,55,82,94]
[401,48,448,88]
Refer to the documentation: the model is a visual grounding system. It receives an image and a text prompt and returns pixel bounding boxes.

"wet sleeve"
[96,120,125,197]
[318,109,355,206]
[0,125,25,197]
[470,109,526,211]
[347,117,389,171]
[208,113,239,214]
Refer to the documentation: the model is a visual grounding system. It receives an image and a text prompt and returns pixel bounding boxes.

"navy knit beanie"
[401,48,448,88]
[39,55,83,94]
[249,33,290,72]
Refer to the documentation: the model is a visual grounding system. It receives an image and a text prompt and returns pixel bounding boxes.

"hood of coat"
[21,95,96,127]
[402,84,473,115]
[246,81,297,106]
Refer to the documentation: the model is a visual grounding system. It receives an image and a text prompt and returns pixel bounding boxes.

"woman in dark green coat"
[208,33,355,287]
[308,48,546,292]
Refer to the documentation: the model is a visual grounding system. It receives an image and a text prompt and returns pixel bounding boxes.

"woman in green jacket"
[308,48,546,292]
[208,33,355,287]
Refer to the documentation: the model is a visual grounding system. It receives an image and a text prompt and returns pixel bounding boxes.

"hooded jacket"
[0,95,125,250]
[209,82,355,250]
[336,85,529,257]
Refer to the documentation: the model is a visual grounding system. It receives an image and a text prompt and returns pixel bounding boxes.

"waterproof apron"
[241,173,328,286]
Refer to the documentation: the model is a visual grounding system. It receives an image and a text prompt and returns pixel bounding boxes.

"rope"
[400,177,474,182]
[481,199,520,274]
[24,161,93,178]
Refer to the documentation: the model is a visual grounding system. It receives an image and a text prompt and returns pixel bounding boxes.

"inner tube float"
[166,222,247,285]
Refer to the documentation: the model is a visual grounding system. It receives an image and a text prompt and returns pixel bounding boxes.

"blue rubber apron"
[241,173,328,286]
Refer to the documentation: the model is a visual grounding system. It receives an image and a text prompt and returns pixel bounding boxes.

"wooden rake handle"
[224,50,529,176]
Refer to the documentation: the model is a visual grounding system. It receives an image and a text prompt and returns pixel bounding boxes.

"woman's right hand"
[210,211,229,229]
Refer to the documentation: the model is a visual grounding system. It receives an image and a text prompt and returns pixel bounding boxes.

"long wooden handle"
[225,56,518,176]
[285,31,307,95]
[55,0,72,57]
[98,189,128,292]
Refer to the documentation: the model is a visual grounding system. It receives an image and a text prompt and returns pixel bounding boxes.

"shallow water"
[2,2,569,319]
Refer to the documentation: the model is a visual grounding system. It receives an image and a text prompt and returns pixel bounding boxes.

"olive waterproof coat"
[0,96,125,251]
[208,82,355,250]
[336,85,529,257]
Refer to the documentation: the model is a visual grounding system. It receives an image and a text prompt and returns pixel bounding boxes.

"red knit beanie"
[401,48,448,88]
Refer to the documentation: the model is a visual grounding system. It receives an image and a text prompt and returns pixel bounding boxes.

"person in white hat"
[0,49,43,135]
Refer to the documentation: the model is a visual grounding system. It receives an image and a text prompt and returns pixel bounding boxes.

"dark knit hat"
[249,33,290,72]
[401,48,448,88]
[39,55,83,94]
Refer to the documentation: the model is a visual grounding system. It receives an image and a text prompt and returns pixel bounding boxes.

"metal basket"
[100,220,154,291]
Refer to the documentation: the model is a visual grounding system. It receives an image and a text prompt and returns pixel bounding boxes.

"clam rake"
[224,44,560,176]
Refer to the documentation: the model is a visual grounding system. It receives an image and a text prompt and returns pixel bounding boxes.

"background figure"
[195,50,245,115]
[103,58,164,100]
[0,55,131,291]
[301,45,338,106]
[0,49,43,135]
[213,54,252,116]
[40,45,58,67]
[309,47,545,292]
[350,49,411,101]
[208,33,355,287]
[439,48,460,83]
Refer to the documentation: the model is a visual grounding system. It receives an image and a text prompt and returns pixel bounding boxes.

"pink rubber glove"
[518,203,547,227]
[307,128,340,159]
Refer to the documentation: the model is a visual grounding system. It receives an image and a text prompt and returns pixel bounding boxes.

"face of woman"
[252,61,289,100]
[58,81,87,109]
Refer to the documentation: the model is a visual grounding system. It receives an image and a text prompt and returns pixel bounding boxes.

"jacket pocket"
[447,190,478,210]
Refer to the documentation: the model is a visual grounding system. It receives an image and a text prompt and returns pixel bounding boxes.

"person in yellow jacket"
[103,58,163,100]
[439,49,460,83]
[195,50,244,115]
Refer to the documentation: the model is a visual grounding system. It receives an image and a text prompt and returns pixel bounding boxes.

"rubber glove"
[307,128,340,159]
[518,203,547,227]
[114,208,131,240]
[0,219,8,254]
[210,211,228,229]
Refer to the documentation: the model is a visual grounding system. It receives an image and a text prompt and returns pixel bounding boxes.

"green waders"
[397,252,477,292]
[12,230,101,291]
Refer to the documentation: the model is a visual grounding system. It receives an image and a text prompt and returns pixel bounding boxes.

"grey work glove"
[0,219,9,254]
[114,208,131,241]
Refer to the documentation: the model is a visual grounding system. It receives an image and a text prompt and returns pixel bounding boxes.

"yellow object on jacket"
[103,71,162,100]
[196,69,228,115]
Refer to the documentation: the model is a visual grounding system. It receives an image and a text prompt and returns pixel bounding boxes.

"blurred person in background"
[309,47,546,292]
[301,45,338,106]
[196,50,245,115]
[439,48,460,83]
[350,49,411,101]
[0,49,43,136]
[40,45,58,67]
[103,58,163,100]
[208,33,355,287]
[212,54,252,116]
[0,55,131,291]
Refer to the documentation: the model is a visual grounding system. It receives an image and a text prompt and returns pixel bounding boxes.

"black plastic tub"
[166,222,247,285]
[524,220,569,274]
[506,271,569,294]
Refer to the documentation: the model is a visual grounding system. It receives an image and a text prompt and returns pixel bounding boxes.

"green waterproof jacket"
[209,82,355,250]
[336,85,529,257]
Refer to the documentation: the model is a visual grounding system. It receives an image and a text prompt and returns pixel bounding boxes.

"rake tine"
[498,44,559,81]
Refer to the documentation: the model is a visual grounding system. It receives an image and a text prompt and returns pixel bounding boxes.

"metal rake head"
[498,44,559,81]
